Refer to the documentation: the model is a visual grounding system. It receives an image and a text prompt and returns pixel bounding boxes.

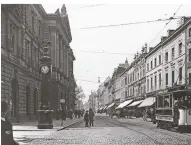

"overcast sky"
[43,4,191,102]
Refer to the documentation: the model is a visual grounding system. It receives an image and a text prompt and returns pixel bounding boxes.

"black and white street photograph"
[1,2,191,145]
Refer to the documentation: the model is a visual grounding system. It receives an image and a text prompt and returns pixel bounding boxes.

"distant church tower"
[125,58,129,68]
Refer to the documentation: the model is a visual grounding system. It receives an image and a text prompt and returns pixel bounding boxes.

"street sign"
[60,99,65,103]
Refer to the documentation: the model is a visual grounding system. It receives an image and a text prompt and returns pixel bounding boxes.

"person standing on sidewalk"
[1,101,19,145]
[84,110,89,127]
[89,108,95,127]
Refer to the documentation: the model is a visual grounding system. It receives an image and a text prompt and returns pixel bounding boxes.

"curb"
[13,119,84,132]
[57,119,84,131]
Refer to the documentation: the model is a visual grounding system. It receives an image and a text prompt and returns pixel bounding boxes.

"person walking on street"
[84,110,89,127]
[1,101,19,145]
[89,108,95,127]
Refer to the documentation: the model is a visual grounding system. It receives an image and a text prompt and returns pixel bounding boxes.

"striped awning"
[128,100,143,107]
[138,97,156,108]
[106,103,115,109]
[115,100,133,109]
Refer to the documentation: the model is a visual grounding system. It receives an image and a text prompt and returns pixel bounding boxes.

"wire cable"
[148,4,182,46]
[72,17,181,30]
[75,50,134,55]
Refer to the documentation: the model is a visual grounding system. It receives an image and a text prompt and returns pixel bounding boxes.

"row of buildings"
[96,17,191,111]
[1,4,76,122]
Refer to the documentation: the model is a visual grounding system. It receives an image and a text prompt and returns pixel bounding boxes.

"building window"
[189,73,191,85]
[179,42,182,55]
[189,28,191,38]
[189,49,191,61]
[147,63,149,72]
[159,55,161,64]
[151,61,153,69]
[172,70,175,85]
[179,67,182,84]
[151,77,153,91]
[155,75,157,90]
[125,77,127,85]
[147,79,149,92]
[159,73,161,88]
[154,58,157,67]
[172,47,175,60]
[165,52,168,63]
[166,73,168,87]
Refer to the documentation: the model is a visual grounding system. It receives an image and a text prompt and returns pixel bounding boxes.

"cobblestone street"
[17,115,191,145]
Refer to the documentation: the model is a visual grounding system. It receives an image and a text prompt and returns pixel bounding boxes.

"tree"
[75,86,85,101]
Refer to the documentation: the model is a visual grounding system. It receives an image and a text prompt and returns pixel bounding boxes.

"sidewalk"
[13,118,83,131]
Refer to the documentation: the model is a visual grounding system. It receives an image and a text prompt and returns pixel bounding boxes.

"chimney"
[161,36,167,42]
[167,29,175,36]
[180,17,190,26]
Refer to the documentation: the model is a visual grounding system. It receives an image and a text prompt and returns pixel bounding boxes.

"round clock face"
[41,66,49,74]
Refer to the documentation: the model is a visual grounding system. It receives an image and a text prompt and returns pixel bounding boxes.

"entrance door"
[11,78,18,117]
[33,88,37,115]
[26,86,30,116]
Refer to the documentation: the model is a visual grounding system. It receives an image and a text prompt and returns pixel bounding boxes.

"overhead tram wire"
[76,17,181,30]
[75,50,135,56]
[79,4,106,9]
[148,4,182,46]
[76,79,99,84]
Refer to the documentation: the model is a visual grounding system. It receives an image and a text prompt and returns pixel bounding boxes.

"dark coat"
[89,110,95,121]
[1,117,18,145]
[84,112,89,122]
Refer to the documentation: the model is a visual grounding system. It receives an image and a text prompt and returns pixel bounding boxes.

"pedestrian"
[1,101,19,145]
[89,108,95,127]
[78,110,81,118]
[84,110,89,127]
[61,109,66,126]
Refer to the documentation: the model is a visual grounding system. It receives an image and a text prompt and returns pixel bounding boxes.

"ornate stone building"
[1,4,75,122]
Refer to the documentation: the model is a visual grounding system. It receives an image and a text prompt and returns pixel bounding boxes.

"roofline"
[146,17,191,59]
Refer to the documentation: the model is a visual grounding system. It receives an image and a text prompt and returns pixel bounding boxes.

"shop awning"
[98,107,102,111]
[138,97,156,108]
[106,103,115,109]
[115,99,133,109]
[128,100,143,107]
[103,106,108,110]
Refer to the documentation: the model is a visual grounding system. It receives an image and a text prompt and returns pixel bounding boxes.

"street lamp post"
[37,41,53,129]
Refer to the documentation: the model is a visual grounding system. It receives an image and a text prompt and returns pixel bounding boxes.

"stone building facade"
[1,4,75,122]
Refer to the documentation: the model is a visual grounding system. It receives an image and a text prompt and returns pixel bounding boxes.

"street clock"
[41,66,49,74]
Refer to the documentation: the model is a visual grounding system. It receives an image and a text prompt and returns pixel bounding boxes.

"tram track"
[107,117,191,145]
